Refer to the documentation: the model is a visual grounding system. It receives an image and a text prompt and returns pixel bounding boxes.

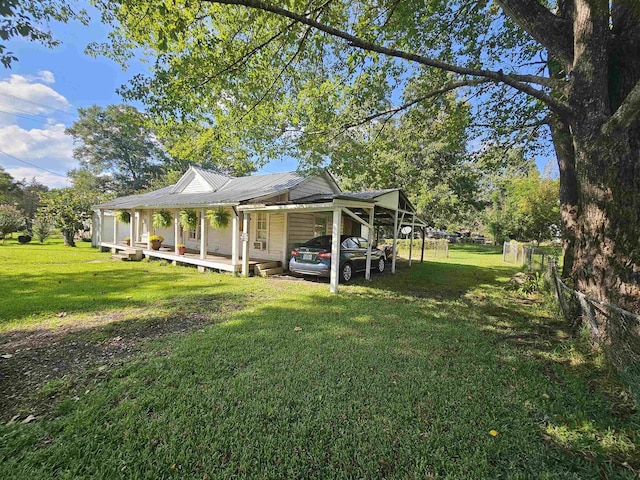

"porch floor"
[101,242,267,273]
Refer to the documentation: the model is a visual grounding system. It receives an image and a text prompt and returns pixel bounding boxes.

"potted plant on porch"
[176,243,186,255]
[149,235,164,250]
[124,236,131,246]
[206,208,231,229]
[179,209,199,231]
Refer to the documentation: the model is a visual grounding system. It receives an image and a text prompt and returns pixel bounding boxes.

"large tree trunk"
[567,1,640,315]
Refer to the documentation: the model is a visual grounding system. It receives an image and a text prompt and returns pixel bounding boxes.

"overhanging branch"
[205,0,574,120]
[602,79,640,136]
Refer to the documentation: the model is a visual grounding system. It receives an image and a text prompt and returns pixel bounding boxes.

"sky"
[0,3,554,189]
[0,2,297,189]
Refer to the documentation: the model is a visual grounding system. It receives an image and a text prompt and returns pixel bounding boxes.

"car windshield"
[304,236,332,249]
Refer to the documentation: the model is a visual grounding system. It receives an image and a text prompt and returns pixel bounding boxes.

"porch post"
[391,208,398,273]
[99,209,105,246]
[129,210,134,247]
[282,212,289,268]
[231,209,239,266]
[408,214,415,267]
[365,207,374,280]
[329,207,342,293]
[200,208,207,260]
[136,211,142,243]
[174,209,180,254]
[420,227,426,263]
[147,210,153,250]
[113,212,118,244]
[241,212,250,277]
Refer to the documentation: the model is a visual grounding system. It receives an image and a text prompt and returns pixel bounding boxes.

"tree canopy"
[91,0,640,314]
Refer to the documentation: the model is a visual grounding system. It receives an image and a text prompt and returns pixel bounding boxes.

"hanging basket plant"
[115,210,131,224]
[206,208,231,230]
[152,210,173,229]
[179,209,199,231]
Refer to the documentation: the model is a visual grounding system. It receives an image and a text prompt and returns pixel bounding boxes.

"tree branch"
[601,79,640,136]
[340,78,490,130]
[494,0,574,66]
[204,0,574,120]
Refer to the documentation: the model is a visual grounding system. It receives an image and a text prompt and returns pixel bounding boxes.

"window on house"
[256,213,268,241]
[314,216,328,238]
[188,229,198,241]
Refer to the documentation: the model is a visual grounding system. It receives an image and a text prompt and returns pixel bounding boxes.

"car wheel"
[340,262,353,283]
[377,257,385,273]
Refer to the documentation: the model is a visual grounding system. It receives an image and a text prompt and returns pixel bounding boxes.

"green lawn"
[0,239,638,479]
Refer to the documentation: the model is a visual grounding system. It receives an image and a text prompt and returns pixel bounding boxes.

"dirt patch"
[0,303,241,423]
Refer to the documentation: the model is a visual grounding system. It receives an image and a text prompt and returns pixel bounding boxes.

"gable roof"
[97,168,311,209]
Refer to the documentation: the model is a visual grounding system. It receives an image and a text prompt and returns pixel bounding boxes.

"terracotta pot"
[126,240,130,246]
[177,247,186,255]
[150,240,162,251]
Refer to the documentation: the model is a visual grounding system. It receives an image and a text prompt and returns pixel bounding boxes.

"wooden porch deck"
[100,242,262,273]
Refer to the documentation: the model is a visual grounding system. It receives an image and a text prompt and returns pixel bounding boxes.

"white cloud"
[0,123,75,164]
[0,73,70,116]
[4,167,70,188]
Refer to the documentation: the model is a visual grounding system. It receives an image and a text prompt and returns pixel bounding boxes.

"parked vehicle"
[289,235,386,282]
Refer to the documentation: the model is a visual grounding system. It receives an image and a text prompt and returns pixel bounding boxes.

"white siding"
[207,207,235,255]
[289,175,337,200]
[182,173,213,194]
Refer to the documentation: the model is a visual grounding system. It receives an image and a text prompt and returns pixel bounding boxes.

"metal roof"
[97,170,306,209]
[341,188,400,199]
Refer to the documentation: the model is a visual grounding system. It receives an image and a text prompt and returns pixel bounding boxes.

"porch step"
[257,266,284,277]
[254,261,283,277]
[111,249,143,261]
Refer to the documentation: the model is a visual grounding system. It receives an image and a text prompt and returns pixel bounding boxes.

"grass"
[0,239,638,479]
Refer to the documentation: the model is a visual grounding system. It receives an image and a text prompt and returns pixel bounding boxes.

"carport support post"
[147,211,153,250]
[420,227,425,263]
[241,213,250,277]
[408,214,415,266]
[365,207,374,280]
[391,209,398,274]
[200,208,207,260]
[329,207,342,293]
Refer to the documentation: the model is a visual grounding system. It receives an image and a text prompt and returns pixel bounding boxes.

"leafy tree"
[94,1,640,314]
[0,0,88,67]
[0,166,22,205]
[0,203,24,243]
[66,105,169,195]
[19,177,48,230]
[31,214,52,243]
[39,188,95,247]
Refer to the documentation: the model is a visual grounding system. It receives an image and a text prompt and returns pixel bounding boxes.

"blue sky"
[0,2,553,188]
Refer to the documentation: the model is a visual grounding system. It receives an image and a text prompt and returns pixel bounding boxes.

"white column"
[99,209,105,246]
[136,211,142,243]
[147,210,153,250]
[329,207,342,293]
[200,208,207,260]
[174,209,180,254]
[408,214,415,267]
[129,210,134,246]
[113,212,118,244]
[241,213,250,277]
[365,207,374,280]
[282,212,289,268]
[392,209,399,273]
[232,210,239,266]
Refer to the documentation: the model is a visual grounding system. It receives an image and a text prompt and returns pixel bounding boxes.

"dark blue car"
[289,235,386,282]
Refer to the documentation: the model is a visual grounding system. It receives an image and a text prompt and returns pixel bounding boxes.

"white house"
[94,167,426,293]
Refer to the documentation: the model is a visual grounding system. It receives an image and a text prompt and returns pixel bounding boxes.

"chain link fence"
[547,262,640,386]
[503,241,549,272]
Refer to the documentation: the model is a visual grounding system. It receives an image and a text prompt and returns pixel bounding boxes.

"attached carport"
[238,188,428,293]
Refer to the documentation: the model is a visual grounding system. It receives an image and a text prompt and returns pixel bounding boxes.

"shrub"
[17,234,32,244]
[32,216,53,243]
[0,204,25,244]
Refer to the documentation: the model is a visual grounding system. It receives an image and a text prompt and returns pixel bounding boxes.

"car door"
[356,237,372,271]
[341,237,360,268]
